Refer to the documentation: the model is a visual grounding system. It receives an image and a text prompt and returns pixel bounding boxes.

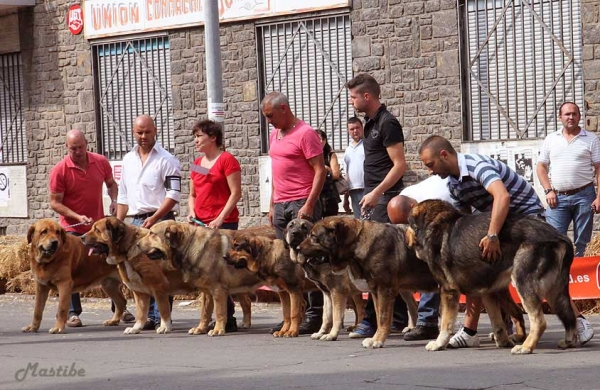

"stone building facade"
[0,0,599,233]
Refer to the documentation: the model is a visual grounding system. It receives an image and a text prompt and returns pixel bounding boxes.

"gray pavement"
[0,293,599,390]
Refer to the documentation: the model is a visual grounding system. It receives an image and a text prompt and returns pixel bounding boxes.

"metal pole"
[204,0,225,127]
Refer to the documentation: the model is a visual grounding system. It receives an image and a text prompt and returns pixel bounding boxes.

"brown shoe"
[122,310,135,323]
[67,315,83,328]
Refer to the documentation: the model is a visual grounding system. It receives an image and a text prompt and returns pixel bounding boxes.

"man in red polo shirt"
[49,129,133,326]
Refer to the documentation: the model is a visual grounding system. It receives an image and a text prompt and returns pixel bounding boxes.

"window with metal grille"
[0,53,26,164]
[92,36,175,160]
[460,0,584,141]
[257,14,353,153]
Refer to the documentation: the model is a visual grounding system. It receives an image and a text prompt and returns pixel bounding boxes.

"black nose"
[50,241,58,250]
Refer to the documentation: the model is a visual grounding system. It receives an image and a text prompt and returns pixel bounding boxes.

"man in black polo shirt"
[345,73,409,338]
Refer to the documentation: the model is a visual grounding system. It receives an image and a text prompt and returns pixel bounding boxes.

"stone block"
[405,2,424,16]
[585,25,600,45]
[243,81,257,102]
[433,9,458,38]
[353,57,381,72]
[437,50,459,77]
[584,59,600,79]
[361,8,381,21]
[372,43,385,56]
[352,36,371,58]
[78,91,94,112]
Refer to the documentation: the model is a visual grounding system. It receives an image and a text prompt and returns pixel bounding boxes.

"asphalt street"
[0,293,599,390]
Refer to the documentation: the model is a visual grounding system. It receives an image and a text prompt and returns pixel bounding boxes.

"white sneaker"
[448,327,480,348]
[577,317,594,345]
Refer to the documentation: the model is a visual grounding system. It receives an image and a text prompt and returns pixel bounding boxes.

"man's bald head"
[66,129,87,145]
[133,114,156,129]
[132,114,158,151]
[387,194,418,224]
[65,129,88,166]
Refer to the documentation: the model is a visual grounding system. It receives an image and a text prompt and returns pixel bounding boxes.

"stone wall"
[350,0,462,185]
[4,0,600,234]
[583,0,600,132]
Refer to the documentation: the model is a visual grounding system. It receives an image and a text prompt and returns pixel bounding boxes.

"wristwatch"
[544,188,554,195]
[487,234,499,242]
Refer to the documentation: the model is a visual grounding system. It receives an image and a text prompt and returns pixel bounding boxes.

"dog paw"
[402,326,413,334]
[273,331,284,338]
[511,345,533,355]
[208,329,225,337]
[557,339,575,349]
[425,341,445,351]
[48,327,65,334]
[188,327,207,335]
[124,327,141,334]
[362,338,383,349]
[22,325,39,333]
[103,319,120,326]
[156,326,171,334]
[284,331,299,338]
[496,338,515,348]
[310,332,325,340]
[319,334,338,341]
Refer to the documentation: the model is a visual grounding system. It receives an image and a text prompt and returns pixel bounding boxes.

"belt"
[553,182,594,196]
[133,211,175,220]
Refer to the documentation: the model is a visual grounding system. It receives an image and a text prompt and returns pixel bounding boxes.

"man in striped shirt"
[418,135,544,348]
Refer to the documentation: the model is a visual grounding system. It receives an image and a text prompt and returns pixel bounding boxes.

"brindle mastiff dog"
[225,234,312,337]
[84,217,253,334]
[23,219,127,334]
[406,200,577,354]
[298,217,439,348]
[284,218,370,341]
[137,220,264,336]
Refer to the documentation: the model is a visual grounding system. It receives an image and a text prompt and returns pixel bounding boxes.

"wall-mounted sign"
[68,4,84,35]
[83,0,349,39]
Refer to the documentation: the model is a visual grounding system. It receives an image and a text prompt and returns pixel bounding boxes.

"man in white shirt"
[343,117,365,218]
[116,114,181,331]
[536,101,597,345]
[387,175,453,341]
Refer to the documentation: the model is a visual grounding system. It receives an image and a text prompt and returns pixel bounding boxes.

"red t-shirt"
[269,120,323,203]
[49,152,113,234]
[191,151,241,224]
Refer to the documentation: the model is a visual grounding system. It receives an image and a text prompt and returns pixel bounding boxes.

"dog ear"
[59,225,67,245]
[165,224,183,248]
[249,237,262,260]
[108,218,126,243]
[27,223,36,244]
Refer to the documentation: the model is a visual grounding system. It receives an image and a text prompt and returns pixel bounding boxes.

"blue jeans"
[349,189,364,219]
[417,292,440,327]
[545,185,595,257]
[66,231,83,317]
[131,213,175,323]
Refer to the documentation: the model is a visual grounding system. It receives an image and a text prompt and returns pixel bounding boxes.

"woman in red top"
[188,119,242,229]
[187,119,242,332]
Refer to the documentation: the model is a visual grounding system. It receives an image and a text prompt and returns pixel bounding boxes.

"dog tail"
[551,237,577,346]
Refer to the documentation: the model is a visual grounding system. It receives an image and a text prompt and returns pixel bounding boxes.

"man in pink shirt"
[49,129,133,327]
[261,91,326,334]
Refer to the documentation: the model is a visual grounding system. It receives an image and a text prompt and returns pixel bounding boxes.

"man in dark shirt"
[345,73,409,338]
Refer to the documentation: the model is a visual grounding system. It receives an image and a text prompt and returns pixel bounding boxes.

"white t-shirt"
[344,139,365,190]
[538,128,600,191]
[400,175,453,203]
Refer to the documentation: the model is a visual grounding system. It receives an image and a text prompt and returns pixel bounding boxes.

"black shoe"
[208,318,238,333]
[142,319,157,331]
[299,320,322,335]
[403,325,440,341]
[269,321,284,334]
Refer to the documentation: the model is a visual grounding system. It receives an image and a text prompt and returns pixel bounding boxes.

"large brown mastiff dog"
[284,218,368,341]
[84,217,253,334]
[225,234,310,337]
[406,200,576,354]
[23,219,127,334]
[137,220,264,336]
[298,217,439,348]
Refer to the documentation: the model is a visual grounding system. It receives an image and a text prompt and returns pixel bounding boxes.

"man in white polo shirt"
[537,101,598,345]
[343,116,365,218]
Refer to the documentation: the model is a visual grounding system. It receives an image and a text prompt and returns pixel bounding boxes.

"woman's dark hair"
[192,119,224,149]
[316,129,331,157]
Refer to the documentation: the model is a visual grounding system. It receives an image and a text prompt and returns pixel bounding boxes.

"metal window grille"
[460,0,584,141]
[0,53,26,164]
[92,37,175,160]
[257,14,353,153]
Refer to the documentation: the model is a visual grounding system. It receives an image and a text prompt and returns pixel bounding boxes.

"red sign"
[67,5,84,35]
[113,165,122,182]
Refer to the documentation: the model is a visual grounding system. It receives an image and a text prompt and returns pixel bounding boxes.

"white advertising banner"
[83,0,350,39]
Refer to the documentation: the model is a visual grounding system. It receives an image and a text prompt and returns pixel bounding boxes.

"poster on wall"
[0,165,28,217]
